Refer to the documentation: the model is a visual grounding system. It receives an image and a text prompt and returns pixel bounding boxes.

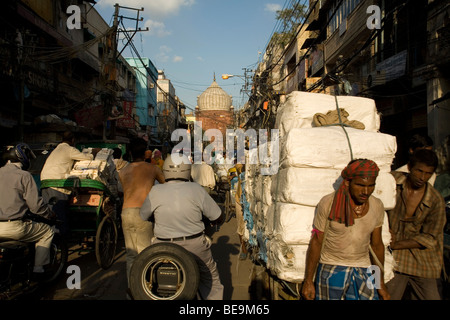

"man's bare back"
[119,161,165,208]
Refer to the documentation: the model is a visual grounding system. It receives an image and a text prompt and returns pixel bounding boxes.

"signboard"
[376,50,407,83]
[116,100,135,128]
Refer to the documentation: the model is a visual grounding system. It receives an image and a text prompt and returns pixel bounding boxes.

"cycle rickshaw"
[39,141,126,270]
[214,168,237,223]
[40,178,120,269]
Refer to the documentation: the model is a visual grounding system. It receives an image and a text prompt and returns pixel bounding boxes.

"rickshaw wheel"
[95,215,118,269]
[225,191,233,222]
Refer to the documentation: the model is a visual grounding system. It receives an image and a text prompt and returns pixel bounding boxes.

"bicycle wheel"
[95,215,118,269]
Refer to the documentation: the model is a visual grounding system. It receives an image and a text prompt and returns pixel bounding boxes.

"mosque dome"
[197,76,233,111]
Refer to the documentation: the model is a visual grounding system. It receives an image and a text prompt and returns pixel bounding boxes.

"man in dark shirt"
[387,149,446,300]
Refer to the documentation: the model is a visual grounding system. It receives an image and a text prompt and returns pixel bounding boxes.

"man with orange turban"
[302,159,390,300]
[144,150,152,163]
[151,149,164,170]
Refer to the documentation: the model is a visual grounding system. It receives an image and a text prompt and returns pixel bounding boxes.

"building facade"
[156,70,178,145]
[0,0,143,148]
[126,57,158,143]
[196,77,235,138]
[247,0,450,168]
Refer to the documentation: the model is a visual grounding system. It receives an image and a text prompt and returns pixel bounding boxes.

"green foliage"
[273,1,307,48]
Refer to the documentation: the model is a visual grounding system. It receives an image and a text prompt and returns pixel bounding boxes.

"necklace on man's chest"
[353,202,366,217]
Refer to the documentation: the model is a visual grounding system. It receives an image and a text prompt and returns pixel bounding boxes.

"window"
[328,0,361,35]
[148,104,155,117]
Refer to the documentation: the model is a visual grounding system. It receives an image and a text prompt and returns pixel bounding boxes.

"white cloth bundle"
[266,239,395,283]
[272,167,397,210]
[266,240,308,283]
[275,91,381,137]
[266,203,315,245]
[265,205,396,282]
[68,148,116,187]
[281,127,397,172]
[254,175,273,205]
[72,160,104,171]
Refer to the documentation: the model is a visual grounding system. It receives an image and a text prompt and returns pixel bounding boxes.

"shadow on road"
[210,235,240,300]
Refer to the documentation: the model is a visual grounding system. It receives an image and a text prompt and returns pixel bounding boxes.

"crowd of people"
[0,130,448,301]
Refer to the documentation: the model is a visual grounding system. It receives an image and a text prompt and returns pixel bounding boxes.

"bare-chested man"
[387,148,446,300]
[119,138,165,289]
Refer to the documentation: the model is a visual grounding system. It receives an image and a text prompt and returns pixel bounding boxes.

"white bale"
[266,243,395,283]
[275,91,381,137]
[266,203,314,245]
[259,201,270,220]
[272,168,397,210]
[380,212,396,282]
[255,175,273,205]
[266,239,395,283]
[281,127,397,172]
[266,240,308,282]
[250,201,271,223]
[272,168,341,207]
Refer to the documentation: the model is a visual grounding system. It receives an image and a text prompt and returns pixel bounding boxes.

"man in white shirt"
[302,159,390,300]
[40,131,97,235]
[191,161,216,194]
[141,154,224,300]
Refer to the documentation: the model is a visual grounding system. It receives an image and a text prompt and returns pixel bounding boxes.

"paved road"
[37,197,257,300]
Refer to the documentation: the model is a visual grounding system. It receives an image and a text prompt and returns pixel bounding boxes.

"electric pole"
[102,3,147,141]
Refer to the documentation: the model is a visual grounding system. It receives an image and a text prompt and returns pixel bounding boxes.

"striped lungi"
[315,263,379,300]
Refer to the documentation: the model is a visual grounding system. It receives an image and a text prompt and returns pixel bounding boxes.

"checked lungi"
[315,263,379,300]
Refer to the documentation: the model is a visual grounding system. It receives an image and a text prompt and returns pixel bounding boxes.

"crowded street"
[1,0,450,311]
[36,192,257,301]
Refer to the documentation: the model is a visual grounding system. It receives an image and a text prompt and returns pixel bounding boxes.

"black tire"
[130,243,200,300]
[225,191,231,222]
[95,215,118,269]
[42,233,68,283]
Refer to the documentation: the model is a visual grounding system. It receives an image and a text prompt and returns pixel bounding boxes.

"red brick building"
[195,77,234,138]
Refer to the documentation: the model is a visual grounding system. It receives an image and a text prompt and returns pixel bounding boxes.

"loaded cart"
[40,143,125,270]
[40,178,120,270]
[244,91,399,300]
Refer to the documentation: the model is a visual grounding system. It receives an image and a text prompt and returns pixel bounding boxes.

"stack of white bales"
[67,148,117,190]
[262,91,397,283]
[244,144,275,262]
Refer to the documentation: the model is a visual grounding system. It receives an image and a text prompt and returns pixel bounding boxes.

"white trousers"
[0,220,54,268]
[121,208,153,287]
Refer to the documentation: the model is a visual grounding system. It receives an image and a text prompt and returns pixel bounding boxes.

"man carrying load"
[302,159,390,300]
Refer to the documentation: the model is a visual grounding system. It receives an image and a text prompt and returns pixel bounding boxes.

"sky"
[95,0,288,113]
